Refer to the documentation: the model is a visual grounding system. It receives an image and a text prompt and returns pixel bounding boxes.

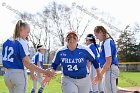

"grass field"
[0,73,62,93]
[0,71,140,93]
[118,71,140,87]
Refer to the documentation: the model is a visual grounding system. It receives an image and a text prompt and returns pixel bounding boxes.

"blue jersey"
[32,52,44,68]
[51,44,99,77]
[2,38,30,69]
[88,43,99,63]
[99,38,118,68]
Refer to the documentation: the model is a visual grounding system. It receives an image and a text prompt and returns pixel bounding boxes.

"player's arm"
[87,45,99,73]
[84,46,102,83]
[42,50,61,84]
[87,60,91,73]
[93,56,111,84]
[100,56,112,76]
[19,42,53,77]
[42,69,55,85]
[30,69,36,80]
[50,50,61,71]
[100,40,112,76]
[46,50,61,75]
[37,61,41,67]
[22,56,53,77]
[84,46,99,69]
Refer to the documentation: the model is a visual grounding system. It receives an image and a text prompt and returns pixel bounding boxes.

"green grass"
[0,73,62,93]
[118,71,140,87]
[0,71,140,93]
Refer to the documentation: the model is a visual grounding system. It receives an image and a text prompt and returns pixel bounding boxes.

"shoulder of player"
[77,44,90,51]
[16,38,28,47]
[103,38,116,50]
[2,37,13,45]
[34,52,40,56]
[104,38,113,46]
[87,43,92,48]
[89,43,96,49]
[38,52,43,56]
[77,44,95,57]
[55,46,67,53]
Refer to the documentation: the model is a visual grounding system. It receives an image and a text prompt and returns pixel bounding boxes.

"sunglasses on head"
[67,34,77,39]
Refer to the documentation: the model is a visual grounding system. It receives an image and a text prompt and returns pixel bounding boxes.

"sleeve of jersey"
[51,51,61,70]
[19,41,30,59]
[90,46,100,62]
[38,53,42,62]
[104,39,111,57]
[90,46,98,57]
[85,47,99,69]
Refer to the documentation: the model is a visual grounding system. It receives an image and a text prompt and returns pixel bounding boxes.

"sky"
[0,0,140,44]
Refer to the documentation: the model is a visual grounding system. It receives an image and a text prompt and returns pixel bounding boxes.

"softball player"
[94,26,119,93]
[85,34,104,93]
[43,31,101,93]
[31,45,46,93]
[2,20,52,93]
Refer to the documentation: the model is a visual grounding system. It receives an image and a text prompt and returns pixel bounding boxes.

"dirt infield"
[126,86,140,91]
[117,87,140,93]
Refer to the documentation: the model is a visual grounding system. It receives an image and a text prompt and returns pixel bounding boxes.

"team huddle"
[2,20,119,93]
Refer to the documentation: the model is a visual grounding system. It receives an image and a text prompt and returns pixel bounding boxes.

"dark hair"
[86,34,99,52]
[37,44,43,51]
[13,20,29,40]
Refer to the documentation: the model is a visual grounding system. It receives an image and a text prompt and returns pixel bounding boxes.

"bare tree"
[16,1,95,63]
[46,2,93,46]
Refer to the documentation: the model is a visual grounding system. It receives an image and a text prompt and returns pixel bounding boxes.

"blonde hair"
[94,26,114,42]
[13,20,29,40]
[94,26,114,50]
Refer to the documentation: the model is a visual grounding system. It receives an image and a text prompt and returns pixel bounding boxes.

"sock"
[31,88,35,93]
[38,87,44,93]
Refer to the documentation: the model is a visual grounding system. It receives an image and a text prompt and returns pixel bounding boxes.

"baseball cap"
[86,34,95,40]
[66,31,78,38]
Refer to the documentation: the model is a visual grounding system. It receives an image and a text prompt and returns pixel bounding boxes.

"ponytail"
[13,20,29,40]
[13,20,22,40]
[107,32,114,41]
[92,39,99,53]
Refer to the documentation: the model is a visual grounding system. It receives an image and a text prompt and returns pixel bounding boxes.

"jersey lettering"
[3,46,14,62]
[67,65,78,71]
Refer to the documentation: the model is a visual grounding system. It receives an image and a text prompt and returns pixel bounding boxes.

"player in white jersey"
[2,20,53,93]
[85,34,104,93]
[43,31,102,93]
[31,45,46,93]
[93,26,119,93]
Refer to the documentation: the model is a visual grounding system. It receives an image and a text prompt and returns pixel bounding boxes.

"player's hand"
[45,68,56,77]
[97,71,102,82]
[42,76,52,85]
[44,69,53,77]
[92,73,102,85]
[30,73,37,80]
[92,76,98,85]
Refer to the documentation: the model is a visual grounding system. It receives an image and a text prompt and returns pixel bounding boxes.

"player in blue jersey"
[2,20,53,93]
[31,45,46,93]
[43,31,101,93]
[85,34,104,93]
[93,26,119,93]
